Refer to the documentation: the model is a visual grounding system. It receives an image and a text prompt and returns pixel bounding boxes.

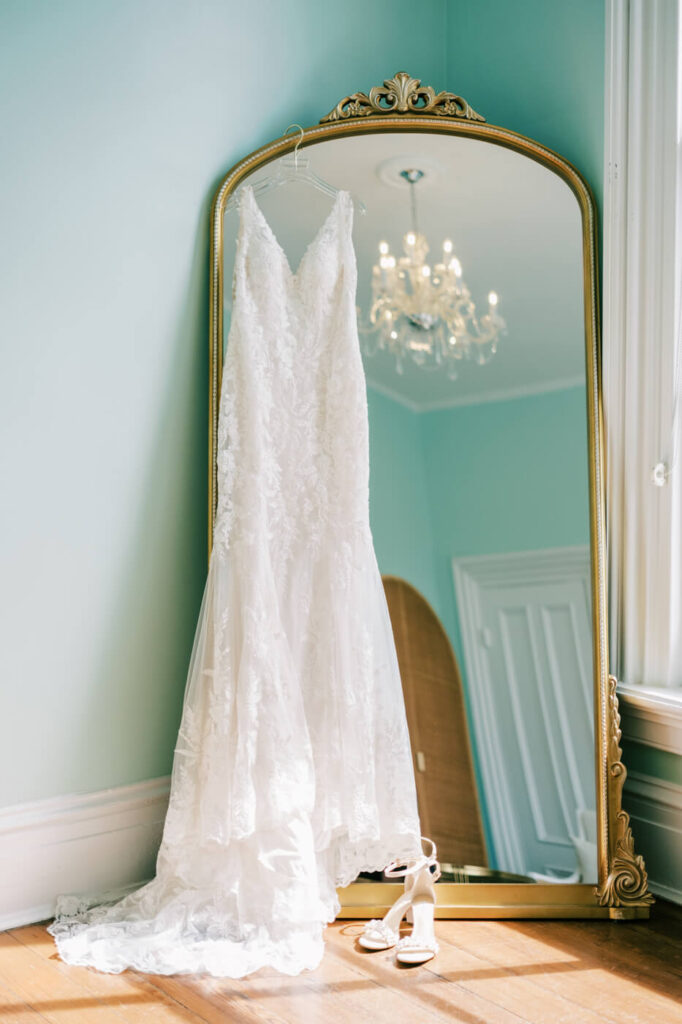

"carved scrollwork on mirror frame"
[320,70,486,123]
[596,677,655,911]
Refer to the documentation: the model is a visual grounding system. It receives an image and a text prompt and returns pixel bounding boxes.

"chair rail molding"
[0,777,170,931]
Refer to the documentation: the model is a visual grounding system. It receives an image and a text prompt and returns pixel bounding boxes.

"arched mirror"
[208,73,652,919]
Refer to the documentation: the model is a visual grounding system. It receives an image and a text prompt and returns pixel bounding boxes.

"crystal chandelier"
[359,169,506,379]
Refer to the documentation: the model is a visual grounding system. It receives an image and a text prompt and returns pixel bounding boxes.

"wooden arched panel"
[383,576,487,867]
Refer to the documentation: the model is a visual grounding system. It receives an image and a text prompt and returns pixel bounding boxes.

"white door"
[453,547,595,878]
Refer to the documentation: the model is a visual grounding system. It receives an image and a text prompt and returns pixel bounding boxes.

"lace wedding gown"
[49,185,421,978]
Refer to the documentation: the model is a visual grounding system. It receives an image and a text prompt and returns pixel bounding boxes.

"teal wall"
[367,389,440,610]
[445,0,605,211]
[0,0,612,811]
[420,386,590,660]
[621,743,682,788]
[368,386,591,661]
[0,0,444,807]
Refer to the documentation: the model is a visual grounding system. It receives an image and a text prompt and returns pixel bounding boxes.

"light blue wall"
[0,0,444,807]
[445,0,605,211]
[420,386,591,658]
[366,385,589,655]
[367,388,440,609]
[368,387,592,663]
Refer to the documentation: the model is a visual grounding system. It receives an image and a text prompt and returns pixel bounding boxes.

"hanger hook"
[284,123,305,170]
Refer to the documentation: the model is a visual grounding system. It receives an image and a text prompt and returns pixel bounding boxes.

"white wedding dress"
[49,185,421,978]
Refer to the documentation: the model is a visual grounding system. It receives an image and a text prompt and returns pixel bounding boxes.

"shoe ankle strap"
[384,836,439,879]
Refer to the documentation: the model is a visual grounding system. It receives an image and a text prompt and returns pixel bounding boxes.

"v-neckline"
[242,185,349,281]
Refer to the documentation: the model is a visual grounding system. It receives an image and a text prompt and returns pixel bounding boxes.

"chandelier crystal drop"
[359,169,506,379]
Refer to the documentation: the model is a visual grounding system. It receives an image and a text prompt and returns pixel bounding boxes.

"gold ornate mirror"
[208,73,652,920]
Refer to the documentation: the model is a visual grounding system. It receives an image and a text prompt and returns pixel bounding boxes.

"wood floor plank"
[437,920,682,1024]
[11,926,272,1024]
[0,932,132,1024]
[325,921,527,1024]
[415,922,607,1024]
[0,931,212,1024]
[157,969,348,1024]
[8,925,207,1024]
[638,905,682,949]
[140,974,288,1024]
[303,922,481,1024]
[156,937,450,1024]
[0,969,51,1023]
[2,911,680,1024]
[436,921,625,1024]
[510,919,682,998]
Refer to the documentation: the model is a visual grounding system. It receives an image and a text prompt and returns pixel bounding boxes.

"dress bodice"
[215,186,369,568]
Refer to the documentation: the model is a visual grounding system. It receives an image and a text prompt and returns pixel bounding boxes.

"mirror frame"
[207,72,653,919]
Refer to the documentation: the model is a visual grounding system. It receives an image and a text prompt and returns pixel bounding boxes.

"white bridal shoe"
[359,837,441,965]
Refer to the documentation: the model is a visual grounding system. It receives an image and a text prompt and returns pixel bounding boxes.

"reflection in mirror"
[222,131,596,886]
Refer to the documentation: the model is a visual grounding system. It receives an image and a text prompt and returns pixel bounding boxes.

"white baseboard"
[1,768,678,931]
[0,776,170,931]
[624,770,682,905]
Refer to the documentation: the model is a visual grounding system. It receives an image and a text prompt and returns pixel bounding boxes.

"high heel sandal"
[394,855,441,965]
[358,837,439,952]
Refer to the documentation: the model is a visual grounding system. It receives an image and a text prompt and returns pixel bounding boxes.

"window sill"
[617,683,682,755]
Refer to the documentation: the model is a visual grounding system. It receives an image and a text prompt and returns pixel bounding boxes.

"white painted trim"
[453,546,591,875]
[365,379,420,412]
[0,776,170,931]
[454,545,590,586]
[498,609,572,849]
[454,556,524,872]
[603,0,682,685]
[618,682,682,754]
[365,375,585,414]
[603,0,629,674]
[414,375,585,412]
[624,770,682,904]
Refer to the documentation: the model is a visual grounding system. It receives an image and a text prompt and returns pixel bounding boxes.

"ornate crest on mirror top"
[320,71,486,123]
[209,73,653,919]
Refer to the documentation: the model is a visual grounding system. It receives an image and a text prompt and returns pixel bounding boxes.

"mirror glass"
[222,131,596,885]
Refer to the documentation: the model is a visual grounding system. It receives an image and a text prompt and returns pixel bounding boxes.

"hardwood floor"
[0,904,680,1023]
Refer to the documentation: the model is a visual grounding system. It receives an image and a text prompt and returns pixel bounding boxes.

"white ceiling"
[223,132,585,410]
